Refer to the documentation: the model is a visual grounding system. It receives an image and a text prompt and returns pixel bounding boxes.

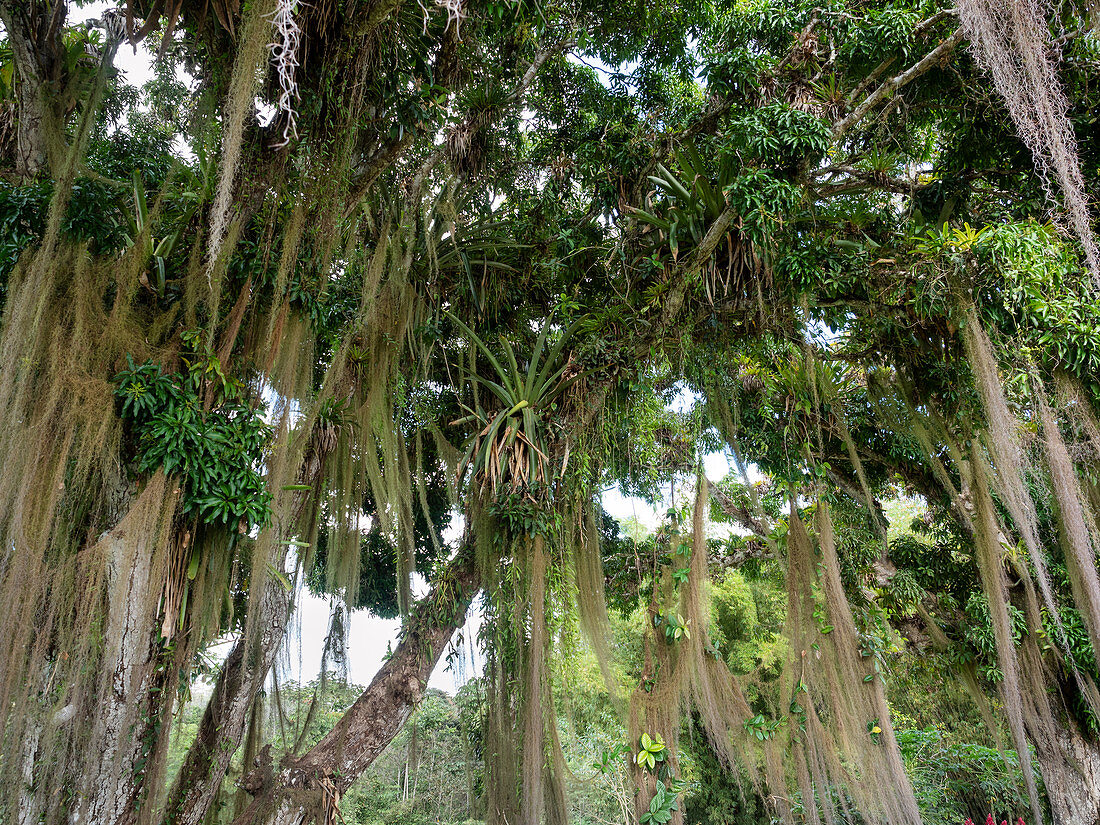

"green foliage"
[632,722,691,822]
[912,219,1100,393]
[722,167,804,246]
[630,144,734,258]
[594,742,630,773]
[487,490,562,538]
[113,349,272,530]
[734,102,830,170]
[896,729,1038,825]
[641,777,689,825]
[0,180,47,281]
[0,177,128,284]
[635,731,669,771]
[654,610,691,644]
[742,712,785,741]
[888,516,976,604]
[957,593,1025,683]
[121,170,200,298]
[709,569,785,674]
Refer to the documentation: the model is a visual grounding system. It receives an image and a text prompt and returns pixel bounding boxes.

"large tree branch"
[230,541,481,825]
[657,205,737,331]
[706,478,771,540]
[809,164,935,197]
[833,27,965,140]
[162,577,292,825]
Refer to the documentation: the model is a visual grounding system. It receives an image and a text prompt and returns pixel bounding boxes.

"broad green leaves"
[743,713,786,741]
[634,740,691,825]
[635,732,669,771]
[114,348,272,531]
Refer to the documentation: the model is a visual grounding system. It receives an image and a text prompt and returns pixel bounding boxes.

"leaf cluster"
[114,349,272,530]
[451,312,581,499]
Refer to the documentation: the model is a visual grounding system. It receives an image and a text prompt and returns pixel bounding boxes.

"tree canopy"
[2,0,1100,823]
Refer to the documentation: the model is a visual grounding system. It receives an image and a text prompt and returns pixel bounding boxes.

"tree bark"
[230,543,481,825]
[75,503,175,825]
[161,575,293,825]
[1032,716,1100,825]
[0,0,66,179]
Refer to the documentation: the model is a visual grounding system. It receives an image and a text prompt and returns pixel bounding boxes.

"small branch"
[341,132,417,220]
[844,8,958,105]
[845,54,898,106]
[512,33,576,103]
[834,27,965,140]
[568,53,629,79]
[706,479,771,541]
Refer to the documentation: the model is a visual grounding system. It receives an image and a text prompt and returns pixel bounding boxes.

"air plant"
[448,312,582,499]
[122,170,199,298]
[625,141,751,304]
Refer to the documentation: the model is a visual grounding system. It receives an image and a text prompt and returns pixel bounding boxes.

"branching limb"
[229,541,481,825]
[834,27,965,139]
[706,478,771,541]
[809,164,932,196]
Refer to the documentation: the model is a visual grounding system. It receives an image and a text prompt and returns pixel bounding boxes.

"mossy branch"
[229,540,481,824]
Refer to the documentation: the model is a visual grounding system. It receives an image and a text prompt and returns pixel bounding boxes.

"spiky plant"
[449,313,580,499]
[625,141,757,304]
[121,170,199,297]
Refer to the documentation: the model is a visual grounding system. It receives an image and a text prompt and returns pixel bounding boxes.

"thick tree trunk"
[0,0,65,179]
[12,79,51,179]
[161,575,293,825]
[75,518,173,825]
[1033,716,1100,825]
[230,543,481,825]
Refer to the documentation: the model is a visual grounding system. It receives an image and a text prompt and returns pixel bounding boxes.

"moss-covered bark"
[230,542,481,825]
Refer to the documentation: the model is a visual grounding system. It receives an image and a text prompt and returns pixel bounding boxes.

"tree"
[2,0,1100,823]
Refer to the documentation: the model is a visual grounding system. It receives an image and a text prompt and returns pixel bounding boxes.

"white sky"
[76,3,156,83]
